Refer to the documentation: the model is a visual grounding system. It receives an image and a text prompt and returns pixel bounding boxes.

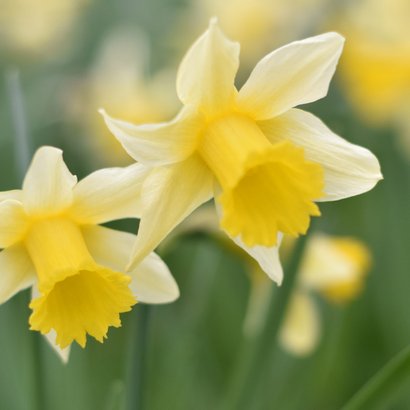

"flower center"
[24,217,136,348]
[198,115,324,246]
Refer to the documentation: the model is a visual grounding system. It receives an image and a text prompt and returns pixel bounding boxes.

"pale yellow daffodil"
[279,235,371,356]
[186,0,331,66]
[0,0,87,55]
[102,20,381,285]
[66,28,177,166]
[0,146,179,361]
[336,0,410,126]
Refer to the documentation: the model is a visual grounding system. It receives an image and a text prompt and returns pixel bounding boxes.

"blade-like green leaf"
[342,344,410,410]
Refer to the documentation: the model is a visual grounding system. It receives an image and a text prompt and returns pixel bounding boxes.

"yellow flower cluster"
[0,20,381,361]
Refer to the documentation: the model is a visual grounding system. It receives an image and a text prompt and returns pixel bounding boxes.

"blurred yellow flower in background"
[64,28,178,166]
[102,20,381,284]
[162,205,371,356]
[279,235,371,355]
[183,0,331,67]
[336,0,410,149]
[0,146,179,360]
[0,0,87,55]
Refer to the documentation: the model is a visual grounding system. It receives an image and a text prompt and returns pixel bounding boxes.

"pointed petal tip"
[41,332,71,364]
[98,108,108,119]
[209,16,219,27]
[128,252,181,304]
[126,258,139,274]
[36,145,63,155]
[311,31,345,46]
[323,31,345,42]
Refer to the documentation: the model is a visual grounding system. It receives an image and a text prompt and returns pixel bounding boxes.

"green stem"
[125,305,150,410]
[223,232,310,409]
[5,69,32,182]
[341,344,410,410]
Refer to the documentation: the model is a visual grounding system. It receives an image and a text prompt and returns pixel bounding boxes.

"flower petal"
[70,163,148,224]
[279,291,320,356]
[176,18,240,117]
[22,146,77,216]
[0,244,35,304]
[130,252,179,304]
[229,233,284,285]
[238,32,344,120]
[214,196,284,284]
[82,225,179,303]
[0,190,22,202]
[100,107,202,166]
[259,109,382,200]
[128,155,214,270]
[0,200,29,248]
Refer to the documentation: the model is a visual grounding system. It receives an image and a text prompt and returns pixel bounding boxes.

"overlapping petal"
[0,190,22,202]
[214,190,284,284]
[0,245,35,303]
[238,32,344,120]
[176,18,240,117]
[0,200,29,248]
[229,233,284,285]
[259,109,382,200]
[129,252,180,304]
[128,155,214,270]
[100,107,202,166]
[22,146,77,216]
[70,163,148,224]
[82,225,179,303]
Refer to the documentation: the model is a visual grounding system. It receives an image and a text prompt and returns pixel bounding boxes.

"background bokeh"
[0,0,409,409]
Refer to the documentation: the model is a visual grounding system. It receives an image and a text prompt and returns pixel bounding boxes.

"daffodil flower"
[279,234,371,355]
[68,27,177,165]
[102,19,382,284]
[0,146,179,361]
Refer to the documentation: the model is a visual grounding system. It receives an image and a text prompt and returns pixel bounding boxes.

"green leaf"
[342,344,410,410]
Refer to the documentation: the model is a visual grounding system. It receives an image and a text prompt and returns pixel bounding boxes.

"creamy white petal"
[0,190,22,202]
[0,200,29,248]
[259,109,382,200]
[22,146,77,216]
[230,234,284,285]
[70,163,148,224]
[279,291,320,356]
[130,252,179,304]
[238,32,344,120]
[176,18,240,117]
[128,155,214,270]
[82,225,179,304]
[82,225,129,271]
[100,107,201,166]
[0,245,36,304]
